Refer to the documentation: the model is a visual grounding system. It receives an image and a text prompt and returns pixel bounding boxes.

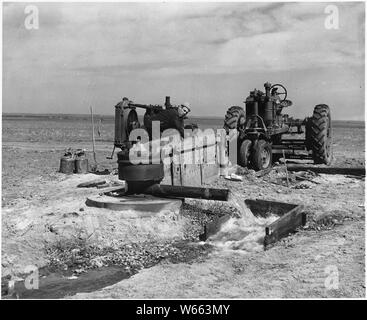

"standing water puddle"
[2,241,213,299]
[2,266,130,299]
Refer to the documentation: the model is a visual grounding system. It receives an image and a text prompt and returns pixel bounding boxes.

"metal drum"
[75,158,88,174]
[60,153,75,174]
[74,150,88,174]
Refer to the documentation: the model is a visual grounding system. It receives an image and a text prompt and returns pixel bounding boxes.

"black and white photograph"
[1,0,365,302]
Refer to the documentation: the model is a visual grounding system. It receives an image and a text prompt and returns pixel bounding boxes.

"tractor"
[223,82,332,170]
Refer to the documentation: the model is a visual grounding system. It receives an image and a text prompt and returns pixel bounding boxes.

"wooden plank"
[135,130,222,187]
[264,205,306,248]
[77,179,106,188]
[201,143,219,184]
[181,164,202,186]
[161,163,172,185]
[196,147,203,186]
[244,199,298,218]
[179,137,220,186]
[172,163,182,186]
[217,131,228,176]
[203,144,216,164]
[202,163,220,184]
[181,144,195,167]
[286,165,365,176]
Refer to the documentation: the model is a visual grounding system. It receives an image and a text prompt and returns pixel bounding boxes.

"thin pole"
[90,106,97,165]
[283,149,289,187]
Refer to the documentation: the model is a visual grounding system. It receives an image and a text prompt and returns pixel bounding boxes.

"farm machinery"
[223,82,332,170]
[112,96,228,200]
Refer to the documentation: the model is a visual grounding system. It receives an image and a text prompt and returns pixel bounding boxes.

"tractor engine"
[245,82,274,127]
[244,82,290,130]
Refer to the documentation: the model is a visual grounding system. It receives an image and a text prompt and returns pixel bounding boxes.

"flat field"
[1,115,365,298]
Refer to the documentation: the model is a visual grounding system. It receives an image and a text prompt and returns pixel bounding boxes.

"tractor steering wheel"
[270,84,287,102]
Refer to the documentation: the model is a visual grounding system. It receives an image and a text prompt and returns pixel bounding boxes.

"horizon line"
[1,112,365,122]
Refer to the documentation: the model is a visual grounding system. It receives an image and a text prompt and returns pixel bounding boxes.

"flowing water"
[208,192,279,253]
[227,191,257,221]
[207,215,278,252]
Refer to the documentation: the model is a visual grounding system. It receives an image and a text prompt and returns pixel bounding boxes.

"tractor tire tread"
[223,106,246,133]
[309,104,332,164]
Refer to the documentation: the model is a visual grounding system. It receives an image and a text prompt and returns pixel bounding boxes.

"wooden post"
[283,149,289,187]
[90,106,97,166]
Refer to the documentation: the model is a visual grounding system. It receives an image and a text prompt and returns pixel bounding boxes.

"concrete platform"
[86,194,183,218]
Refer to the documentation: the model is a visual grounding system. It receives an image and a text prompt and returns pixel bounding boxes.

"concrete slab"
[86,194,182,218]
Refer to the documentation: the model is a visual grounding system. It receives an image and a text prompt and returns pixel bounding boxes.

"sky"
[2,1,365,120]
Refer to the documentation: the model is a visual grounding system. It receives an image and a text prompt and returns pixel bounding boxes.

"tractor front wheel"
[308,104,332,165]
[252,140,272,171]
[238,139,252,168]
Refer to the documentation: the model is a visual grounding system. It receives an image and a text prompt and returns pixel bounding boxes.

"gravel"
[44,203,221,276]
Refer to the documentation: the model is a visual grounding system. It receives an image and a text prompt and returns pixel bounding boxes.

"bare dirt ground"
[70,171,365,299]
[1,119,365,298]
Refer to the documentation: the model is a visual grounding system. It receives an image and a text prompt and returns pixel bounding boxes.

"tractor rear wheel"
[223,106,246,133]
[308,104,332,165]
[238,139,252,167]
[252,140,272,171]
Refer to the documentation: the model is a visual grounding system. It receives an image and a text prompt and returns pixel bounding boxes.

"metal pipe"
[114,102,122,147]
[165,96,171,108]
[142,184,230,201]
[253,101,258,127]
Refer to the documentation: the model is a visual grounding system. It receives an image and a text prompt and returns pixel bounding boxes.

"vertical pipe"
[90,106,97,165]
[253,101,258,127]
[265,100,273,127]
[114,102,122,147]
[165,96,171,108]
[264,82,272,127]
